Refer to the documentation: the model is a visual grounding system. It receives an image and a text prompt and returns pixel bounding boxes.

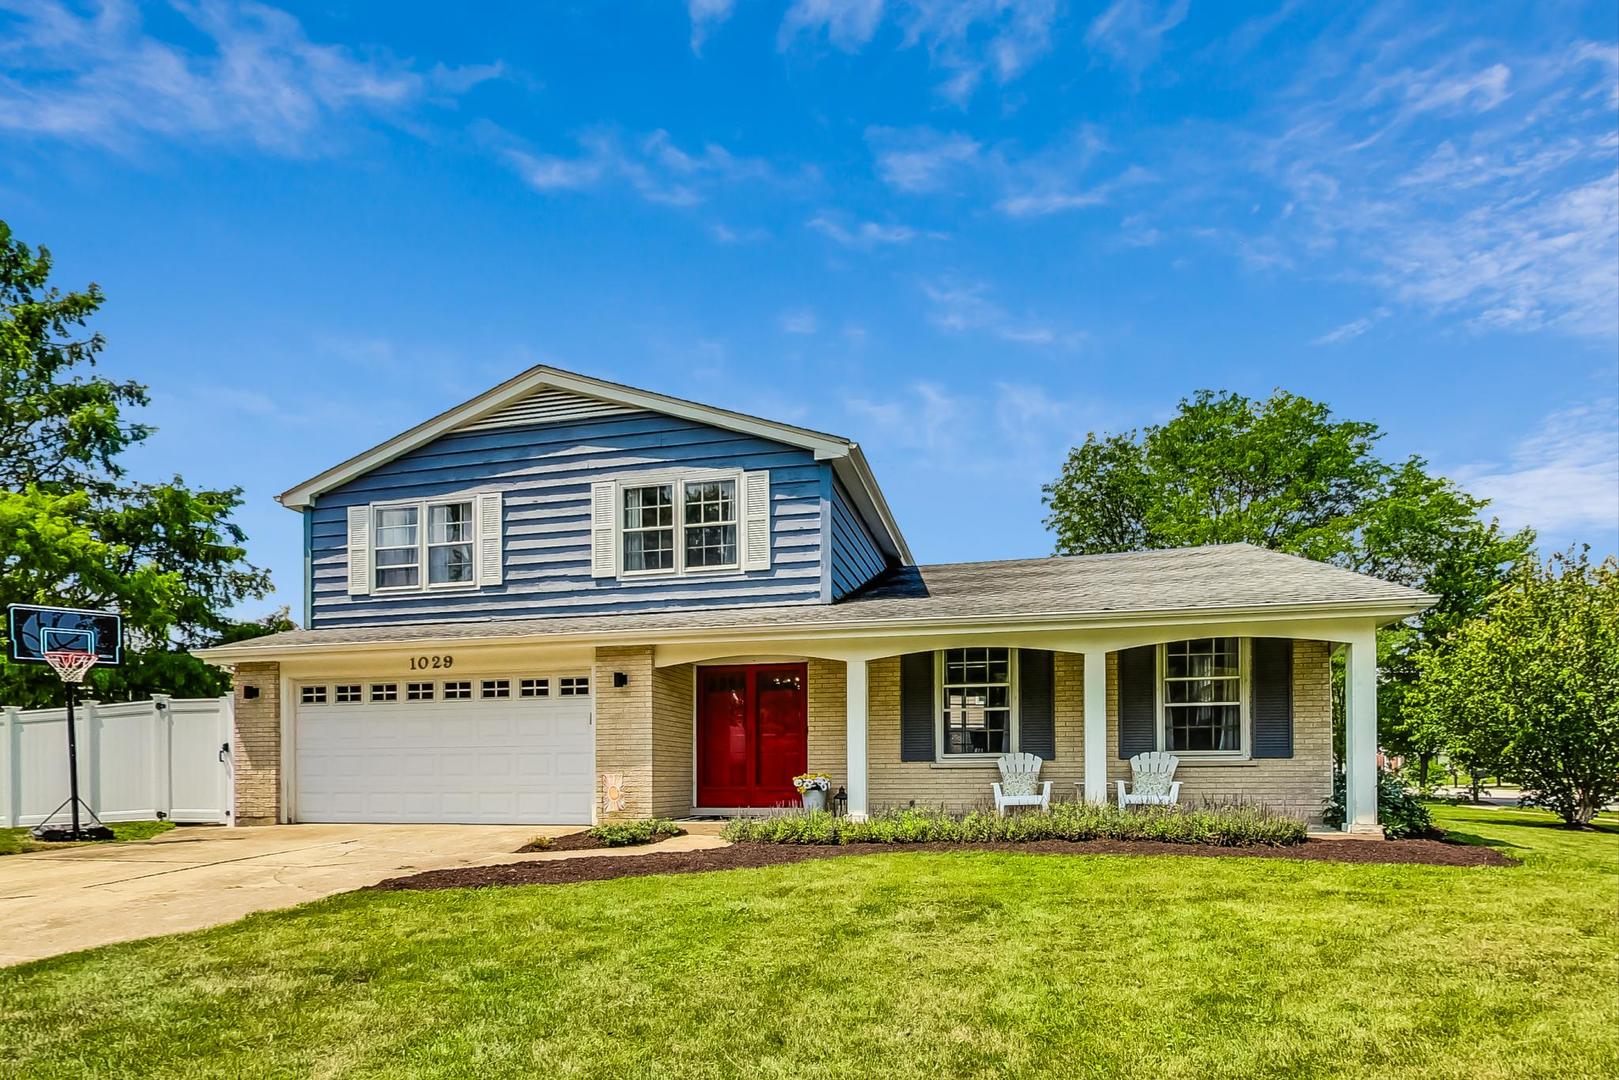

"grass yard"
[0,819,174,856]
[2,805,1615,1080]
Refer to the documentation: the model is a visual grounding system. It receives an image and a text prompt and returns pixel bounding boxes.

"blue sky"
[2,0,1616,620]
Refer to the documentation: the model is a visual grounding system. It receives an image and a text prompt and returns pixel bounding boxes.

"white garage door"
[294,675,594,825]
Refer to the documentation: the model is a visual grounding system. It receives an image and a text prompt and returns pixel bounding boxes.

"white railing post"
[1,706,17,829]
[1344,631,1381,834]
[1083,650,1109,804]
[152,694,173,821]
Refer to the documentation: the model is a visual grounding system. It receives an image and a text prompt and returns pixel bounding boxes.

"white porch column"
[1083,649,1109,804]
[845,657,869,821]
[1344,630,1380,834]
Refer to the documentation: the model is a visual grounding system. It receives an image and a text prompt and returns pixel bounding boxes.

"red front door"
[697,664,808,807]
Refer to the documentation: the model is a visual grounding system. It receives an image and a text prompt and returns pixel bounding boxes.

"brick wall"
[806,658,846,784]
[650,663,694,818]
[232,661,281,826]
[594,645,656,820]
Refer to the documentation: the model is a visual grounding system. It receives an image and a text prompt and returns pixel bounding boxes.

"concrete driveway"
[0,823,571,967]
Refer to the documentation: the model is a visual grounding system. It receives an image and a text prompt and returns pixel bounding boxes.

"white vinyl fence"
[0,695,234,828]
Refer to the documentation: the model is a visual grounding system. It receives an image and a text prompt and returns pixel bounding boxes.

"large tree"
[0,220,275,707]
[1406,550,1619,825]
[1042,389,1535,774]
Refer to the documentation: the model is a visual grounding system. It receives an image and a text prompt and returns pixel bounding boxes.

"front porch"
[592,621,1384,832]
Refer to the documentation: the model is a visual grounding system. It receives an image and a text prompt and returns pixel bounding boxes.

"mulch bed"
[370,836,1515,892]
[518,830,683,853]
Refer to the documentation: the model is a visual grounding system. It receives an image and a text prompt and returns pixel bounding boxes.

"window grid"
[621,484,676,573]
[941,648,1012,756]
[300,685,327,705]
[370,683,399,703]
[481,679,511,699]
[442,680,472,700]
[334,684,362,704]
[426,501,476,586]
[682,479,738,569]
[373,505,420,589]
[406,682,435,701]
[520,678,550,698]
[559,676,589,696]
[1162,638,1243,753]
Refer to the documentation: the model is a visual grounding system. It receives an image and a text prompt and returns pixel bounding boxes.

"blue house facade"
[202,366,1430,835]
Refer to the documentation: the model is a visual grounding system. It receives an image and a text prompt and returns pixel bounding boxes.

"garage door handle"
[219,741,231,762]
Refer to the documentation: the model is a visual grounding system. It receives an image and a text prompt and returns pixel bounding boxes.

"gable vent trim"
[460,387,638,432]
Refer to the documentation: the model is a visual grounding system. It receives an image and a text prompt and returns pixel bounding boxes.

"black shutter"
[1118,645,1157,759]
[899,652,936,762]
[1017,649,1055,760]
[1251,638,1294,758]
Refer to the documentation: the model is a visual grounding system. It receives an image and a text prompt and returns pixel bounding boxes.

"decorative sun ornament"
[600,772,626,813]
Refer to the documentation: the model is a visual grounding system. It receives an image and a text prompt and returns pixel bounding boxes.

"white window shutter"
[346,505,371,596]
[476,492,503,586]
[741,470,771,571]
[590,481,617,578]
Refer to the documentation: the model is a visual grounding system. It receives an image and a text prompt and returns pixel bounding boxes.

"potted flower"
[792,773,833,812]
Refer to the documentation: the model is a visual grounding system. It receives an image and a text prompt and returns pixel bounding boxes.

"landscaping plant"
[586,818,685,847]
[722,802,1308,847]
[1321,771,1436,838]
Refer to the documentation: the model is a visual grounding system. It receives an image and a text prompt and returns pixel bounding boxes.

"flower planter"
[800,788,828,813]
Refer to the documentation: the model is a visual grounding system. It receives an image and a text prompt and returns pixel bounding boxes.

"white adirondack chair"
[992,753,1052,817]
[1117,752,1182,808]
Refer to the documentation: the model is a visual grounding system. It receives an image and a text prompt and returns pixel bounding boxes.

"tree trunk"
[1416,750,1433,790]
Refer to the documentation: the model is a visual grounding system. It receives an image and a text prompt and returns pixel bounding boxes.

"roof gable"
[277,364,912,563]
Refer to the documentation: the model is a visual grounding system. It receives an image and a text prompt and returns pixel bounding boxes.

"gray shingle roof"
[207,544,1434,654]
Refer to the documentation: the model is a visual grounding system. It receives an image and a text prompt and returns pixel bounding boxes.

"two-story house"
[197,366,1432,832]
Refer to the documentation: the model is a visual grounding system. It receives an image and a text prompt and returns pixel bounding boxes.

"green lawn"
[2,806,1615,1080]
[0,818,174,856]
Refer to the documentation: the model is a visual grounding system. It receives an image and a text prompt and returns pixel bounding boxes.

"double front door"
[696,664,808,807]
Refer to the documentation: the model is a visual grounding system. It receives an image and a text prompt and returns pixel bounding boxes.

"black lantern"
[832,786,848,818]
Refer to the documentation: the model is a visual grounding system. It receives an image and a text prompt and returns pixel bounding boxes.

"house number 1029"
[409,655,454,670]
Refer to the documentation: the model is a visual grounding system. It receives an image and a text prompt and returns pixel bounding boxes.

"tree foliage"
[1041,389,1536,767]
[1408,550,1619,826]
[0,220,275,707]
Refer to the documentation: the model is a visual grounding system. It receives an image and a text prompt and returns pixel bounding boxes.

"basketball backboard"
[6,605,123,666]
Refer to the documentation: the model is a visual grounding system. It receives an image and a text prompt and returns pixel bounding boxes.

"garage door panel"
[295,682,593,825]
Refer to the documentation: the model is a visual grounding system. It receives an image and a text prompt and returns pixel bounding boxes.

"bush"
[722,802,1307,847]
[586,818,685,847]
[1321,771,1436,839]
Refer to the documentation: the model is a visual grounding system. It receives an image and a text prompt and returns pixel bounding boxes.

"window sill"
[1173,756,1256,767]
[929,759,1003,769]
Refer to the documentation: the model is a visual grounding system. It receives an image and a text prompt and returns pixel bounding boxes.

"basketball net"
[44,650,98,684]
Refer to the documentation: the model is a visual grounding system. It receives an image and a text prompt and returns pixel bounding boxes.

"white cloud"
[1455,401,1619,538]
[1084,0,1188,72]
[845,378,1086,471]
[781,309,818,334]
[501,128,772,207]
[780,0,1059,103]
[806,213,918,247]
[921,279,1082,348]
[0,0,487,153]
[1311,309,1389,346]
[687,0,735,54]
[866,126,982,193]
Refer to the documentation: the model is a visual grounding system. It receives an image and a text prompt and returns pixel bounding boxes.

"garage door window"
[481,679,511,699]
[335,684,362,704]
[370,683,399,702]
[444,680,472,699]
[520,678,549,697]
[560,676,589,696]
[406,682,434,701]
[300,686,327,705]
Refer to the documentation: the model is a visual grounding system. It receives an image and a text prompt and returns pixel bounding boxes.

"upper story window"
[1161,637,1246,754]
[611,473,747,578]
[350,493,500,597]
[622,484,676,573]
[940,647,1013,756]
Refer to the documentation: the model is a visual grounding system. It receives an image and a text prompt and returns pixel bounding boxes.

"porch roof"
[198,543,1435,660]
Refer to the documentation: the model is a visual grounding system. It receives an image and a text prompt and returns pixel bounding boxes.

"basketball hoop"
[44,650,98,684]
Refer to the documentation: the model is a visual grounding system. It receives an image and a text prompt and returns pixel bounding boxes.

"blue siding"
[829,476,887,599]
[310,411,827,628]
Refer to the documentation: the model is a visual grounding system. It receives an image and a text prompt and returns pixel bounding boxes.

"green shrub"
[722,802,1307,847]
[1321,771,1437,839]
[586,818,685,847]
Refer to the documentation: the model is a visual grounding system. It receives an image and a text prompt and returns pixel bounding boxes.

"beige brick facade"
[805,658,847,783]
[232,661,281,826]
[650,663,694,818]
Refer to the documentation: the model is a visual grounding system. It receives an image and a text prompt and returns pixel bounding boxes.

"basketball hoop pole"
[64,679,83,840]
